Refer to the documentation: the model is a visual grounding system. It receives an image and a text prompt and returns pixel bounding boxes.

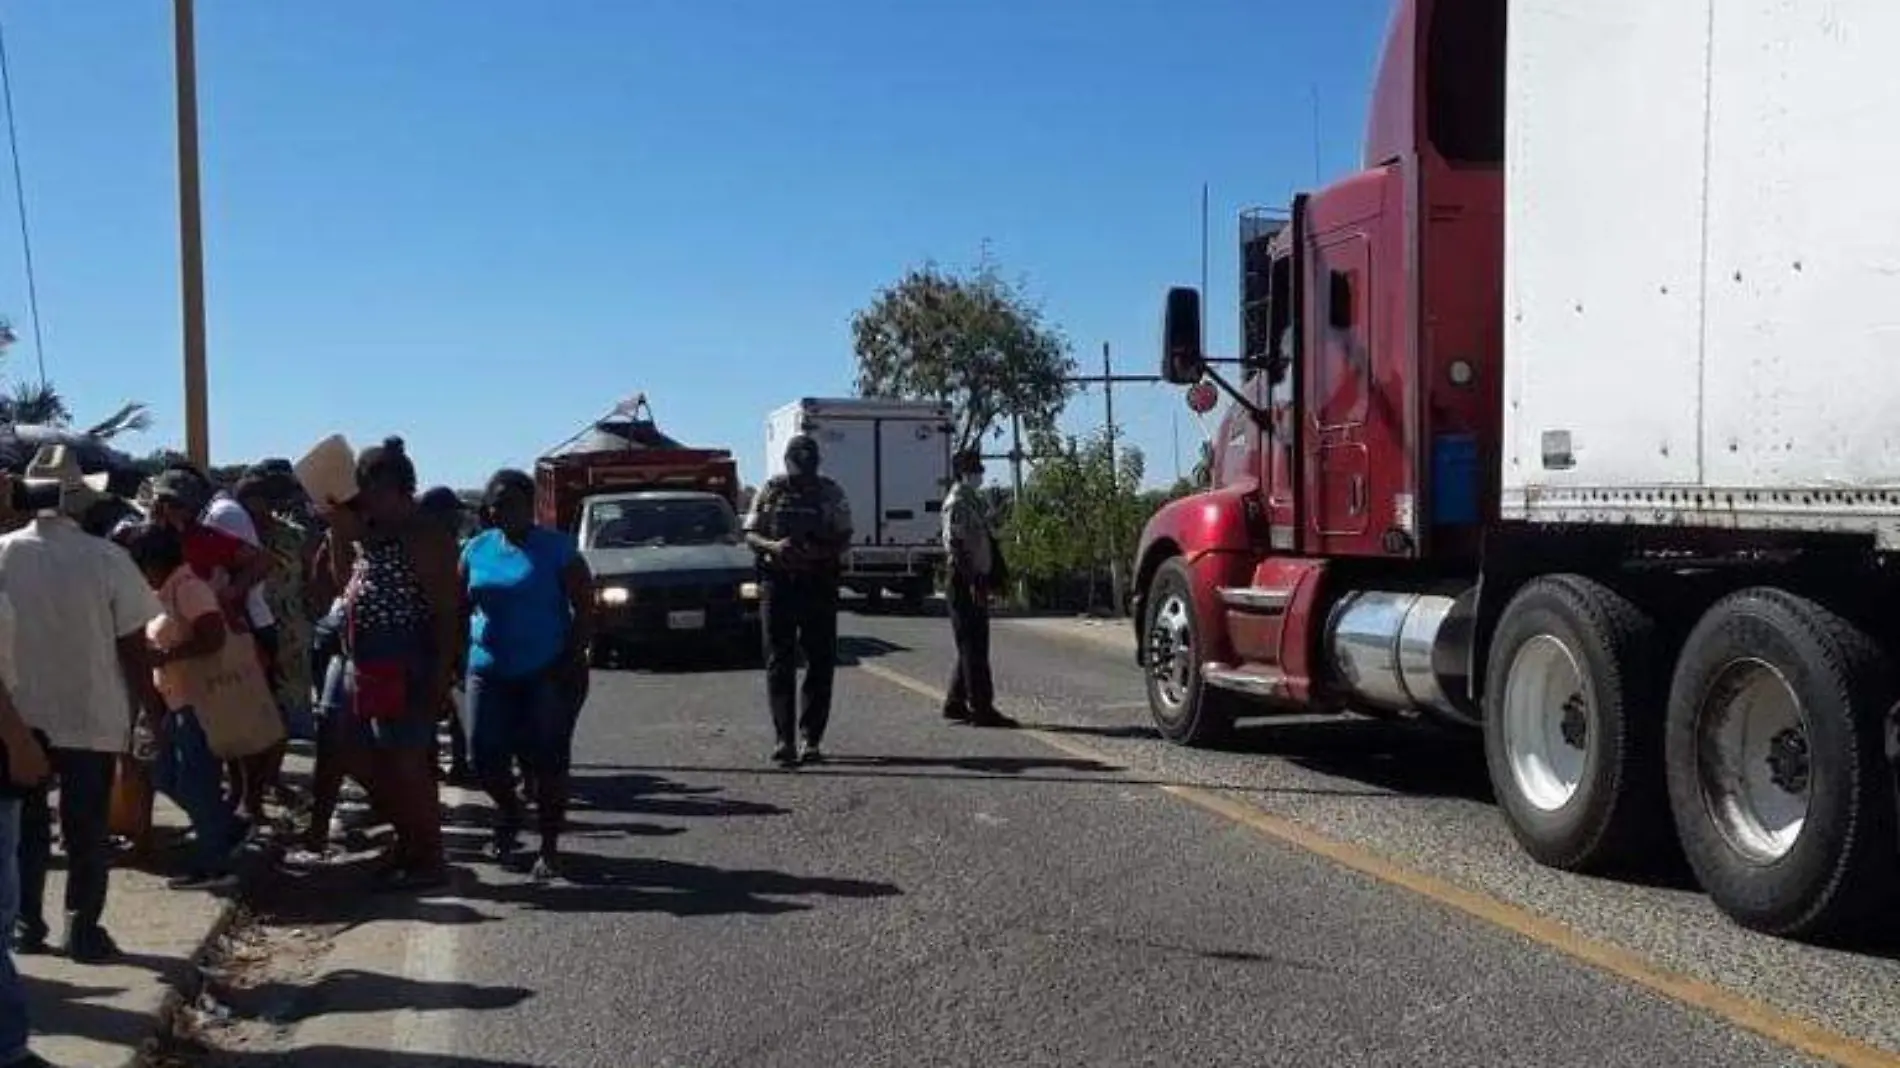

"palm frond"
[83,402,153,441]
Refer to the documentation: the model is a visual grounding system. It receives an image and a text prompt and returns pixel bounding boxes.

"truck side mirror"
[1162,287,1206,385]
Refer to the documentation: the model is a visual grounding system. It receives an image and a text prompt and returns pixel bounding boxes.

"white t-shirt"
[0,517,162,752]
[202,495,276,629]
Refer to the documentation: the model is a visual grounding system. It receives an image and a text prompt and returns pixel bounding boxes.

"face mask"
[787,453,817,477]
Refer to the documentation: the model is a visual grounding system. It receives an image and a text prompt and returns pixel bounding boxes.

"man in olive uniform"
[744,435,853,767]
[941,450,1016,729]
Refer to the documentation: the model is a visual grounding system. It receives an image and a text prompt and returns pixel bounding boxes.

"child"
[124,523,244,889]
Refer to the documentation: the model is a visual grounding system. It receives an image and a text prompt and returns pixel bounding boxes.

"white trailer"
[1502,0,1900,539]
[764,397,953,608]
[1487,0,1900,938]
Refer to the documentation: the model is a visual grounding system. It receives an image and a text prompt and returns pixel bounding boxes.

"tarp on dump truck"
[542,416,684,458]
[533,399,739,532]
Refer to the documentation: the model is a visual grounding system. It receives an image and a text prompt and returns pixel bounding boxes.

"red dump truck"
[1134,0,1900,940]
[537,397,759,663]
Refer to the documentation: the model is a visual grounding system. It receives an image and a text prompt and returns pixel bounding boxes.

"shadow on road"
[571,760,1401,798]
[193,1047,539,1066]
[828,753,1118,776]
[1222,717,1718,892]
[566,771,791,819]
[1216,716,1496,804]
[223,969,532,1025]
[461,854,901,918]
[836,635,910,665]
[26,975,150,1053]
[1037,723,1164,742]
[440,801,691,841]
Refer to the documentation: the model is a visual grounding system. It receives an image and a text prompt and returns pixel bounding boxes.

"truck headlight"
[740,582,760,601]
[597,586,631,607]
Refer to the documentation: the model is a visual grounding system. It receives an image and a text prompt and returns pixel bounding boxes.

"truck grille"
[641,584,737,606]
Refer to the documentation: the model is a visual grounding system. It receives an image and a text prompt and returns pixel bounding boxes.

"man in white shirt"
[0,447,165,963]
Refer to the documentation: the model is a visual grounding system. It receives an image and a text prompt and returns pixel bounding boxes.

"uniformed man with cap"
[744,434,852,767]
[941,449,1017,728]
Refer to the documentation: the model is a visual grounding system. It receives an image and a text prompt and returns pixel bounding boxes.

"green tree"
[1004,429,1156,611]
[851,255,1075,455]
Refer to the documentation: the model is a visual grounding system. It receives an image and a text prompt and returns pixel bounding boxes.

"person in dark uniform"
[941,450,1017,729]
[744,435,852,767]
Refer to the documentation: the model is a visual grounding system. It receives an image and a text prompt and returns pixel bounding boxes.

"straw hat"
[22,445,110,517]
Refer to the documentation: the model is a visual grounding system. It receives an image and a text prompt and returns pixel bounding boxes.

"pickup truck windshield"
[587,498,737,549]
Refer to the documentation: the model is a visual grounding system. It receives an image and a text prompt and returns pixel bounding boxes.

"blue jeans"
[463,668,570,781]
[152,710,237,873]
[0,797,30,1062]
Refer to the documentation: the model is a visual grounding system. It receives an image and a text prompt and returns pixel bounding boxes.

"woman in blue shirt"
[459,468,593,879]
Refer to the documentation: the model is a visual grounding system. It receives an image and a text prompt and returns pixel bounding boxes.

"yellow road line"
[853,659,1900,1068]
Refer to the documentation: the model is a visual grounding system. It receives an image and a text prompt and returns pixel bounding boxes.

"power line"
[0,15,45,386]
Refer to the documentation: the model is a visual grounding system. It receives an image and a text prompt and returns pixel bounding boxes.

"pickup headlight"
[597,586,631,607]
[739,582,761,601]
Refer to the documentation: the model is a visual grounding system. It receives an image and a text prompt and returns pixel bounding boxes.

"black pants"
[20,748,117,936]
[945,577,996,717]
[762,574,838,747]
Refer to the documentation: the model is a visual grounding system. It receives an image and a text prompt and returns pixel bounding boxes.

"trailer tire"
[1665,589,1899,941]
[1484,575,1669,873]
[1142,558,1232,747]
[899,577,931,614]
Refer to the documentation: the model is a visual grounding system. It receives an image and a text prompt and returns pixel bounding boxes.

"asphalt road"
[211,608,1900,1068]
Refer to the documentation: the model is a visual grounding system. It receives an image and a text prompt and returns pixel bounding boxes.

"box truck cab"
[1135,0,1900,940]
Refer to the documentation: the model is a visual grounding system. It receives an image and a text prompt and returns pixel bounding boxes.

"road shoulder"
[999,615,1137,657]
[25,793,237,1068]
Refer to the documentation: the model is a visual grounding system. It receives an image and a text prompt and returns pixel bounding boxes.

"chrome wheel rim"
[1695,658,1810,864]
[1147,592,1195,716]
[1501,634,1592,812]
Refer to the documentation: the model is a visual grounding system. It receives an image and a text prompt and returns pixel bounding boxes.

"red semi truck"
[1135,0,1900,940]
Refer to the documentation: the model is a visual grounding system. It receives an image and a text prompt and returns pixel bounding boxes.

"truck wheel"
[1665,589,1899,940]
[1484,575,1667,872]
[1142,558,1232,746]
[899,578,930,614]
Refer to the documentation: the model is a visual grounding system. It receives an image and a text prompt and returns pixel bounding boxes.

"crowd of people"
[0,436,605,1066]
[0,428,1016,1066]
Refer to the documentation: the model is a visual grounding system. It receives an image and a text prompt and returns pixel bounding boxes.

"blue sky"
[0,0,1389,490]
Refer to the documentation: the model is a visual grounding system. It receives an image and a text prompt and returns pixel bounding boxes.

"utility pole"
[1067,342,1164,616]
[1009,412,1024,501]
[175,0,210,468]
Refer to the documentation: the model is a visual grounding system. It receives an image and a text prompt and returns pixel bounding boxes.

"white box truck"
[1135,0,1900,940]
[765,397,953,609]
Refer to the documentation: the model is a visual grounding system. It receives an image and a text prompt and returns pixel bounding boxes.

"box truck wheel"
[899,577,931,613]
[1665,589,1898,940]
[1484,576,1668,873]
[1142,558,1232,747]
